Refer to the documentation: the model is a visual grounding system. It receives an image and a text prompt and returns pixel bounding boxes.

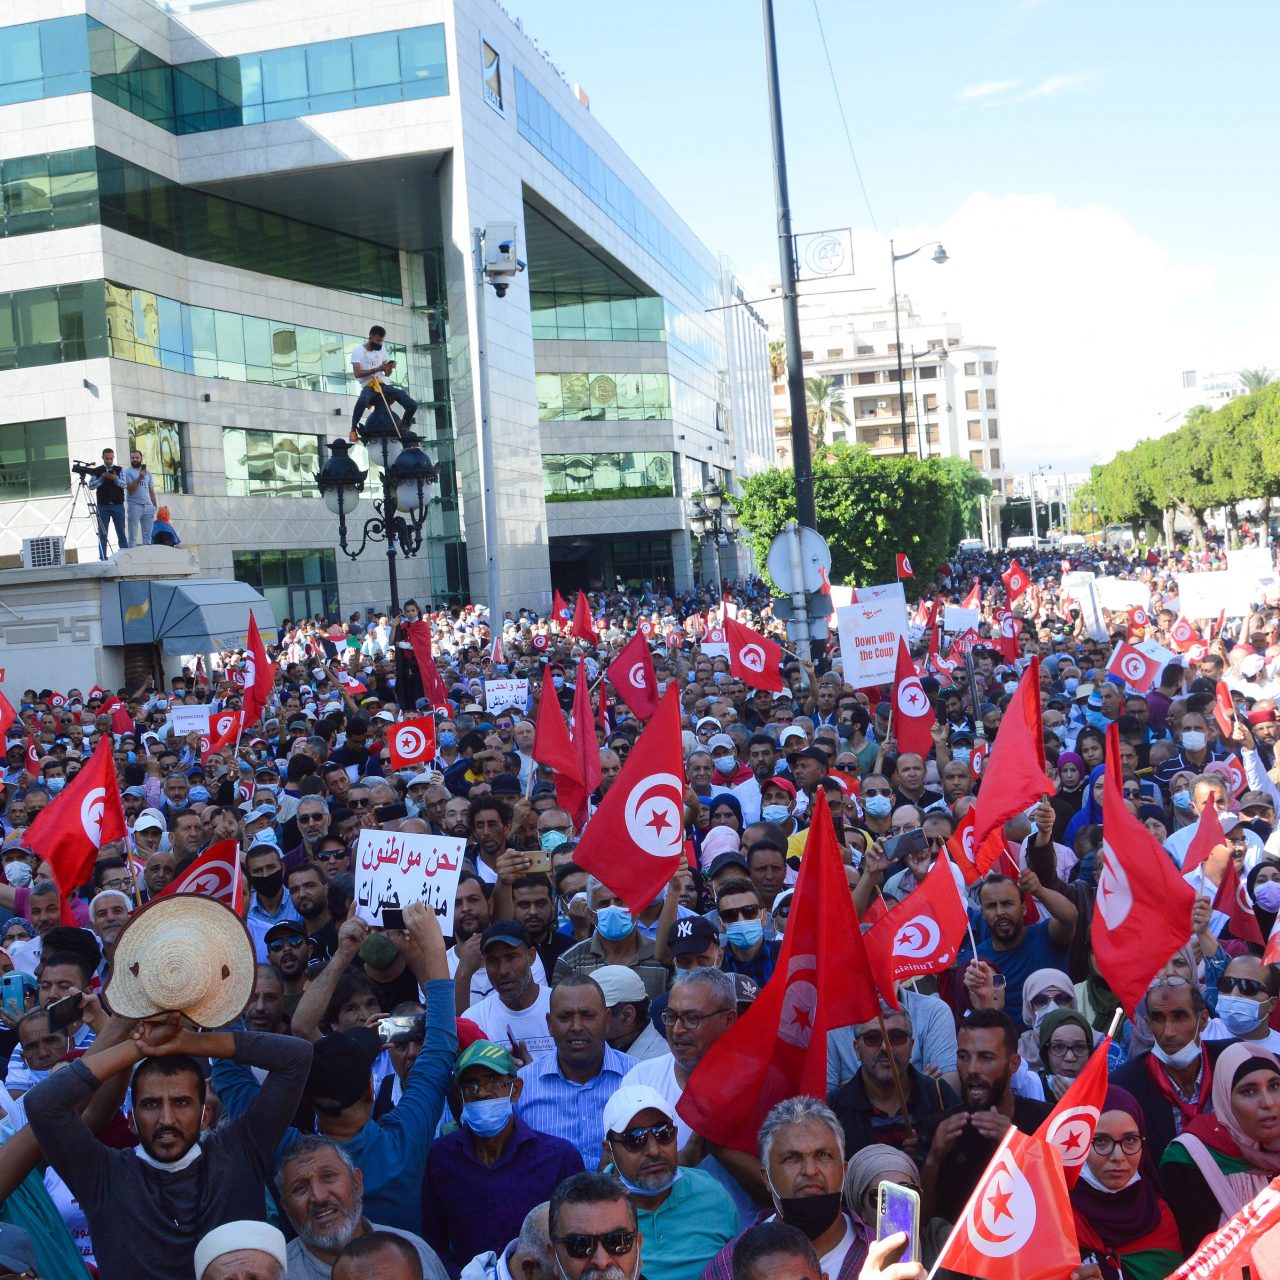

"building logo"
[482,38,504,114]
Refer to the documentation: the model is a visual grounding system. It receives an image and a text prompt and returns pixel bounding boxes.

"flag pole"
[923,1125,1017,1280]
[874,1008,916,1145]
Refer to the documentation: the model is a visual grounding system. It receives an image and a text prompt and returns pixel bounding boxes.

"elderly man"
[288,797,332,868]
[88,888,131,982]
[277,1134,447,1280]
[195,1221,289,1280]
[336,1234,427,1280]
[544,1173,643,1280]
[601,1085,737,1280]
[595,966,668,1061]
[552,877,669,1000]
[459,1203,551,1280]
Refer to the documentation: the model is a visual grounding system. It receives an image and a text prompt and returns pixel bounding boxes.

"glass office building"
[0,0,770,610]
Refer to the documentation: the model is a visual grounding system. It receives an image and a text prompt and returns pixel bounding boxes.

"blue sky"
[505,0,1280,472]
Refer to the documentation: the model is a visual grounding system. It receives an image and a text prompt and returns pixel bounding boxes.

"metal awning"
[101,580,276,655]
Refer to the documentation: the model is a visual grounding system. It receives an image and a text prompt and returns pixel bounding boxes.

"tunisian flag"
[24,738,126,918]
[862,853,968,985]
[241,611,274,729]
[891,637,934,758]
[388,717,437,769]
[1171,1178,1280,1279]
[0,691,15,739]
[1214,679,1238,739]
[947,806,981,884]
[1212,857,1265,946]
[994,609,1020,664]
[933,1128,1079,1280]
[1002,560,1031,603]
[157,839,245,915]
[895,552,914,579]
[962,580,982,609]
[678,791,885,1152]
[724,616,784,692]
[1105,640,1161,693]
[200,709,243,761]
[551,590,572,628]
[608,632,659,720]
[570,592,597,645]
[572,686,685,912]
[1180,800,1226,877]
[971,657,1055,875]
[1035,1031,1113,1188]
[404,621,453,710]
[1169,615,1197,653]
[533,684,586,826]
[1093,724,1196,1015]
[570,660,601,814]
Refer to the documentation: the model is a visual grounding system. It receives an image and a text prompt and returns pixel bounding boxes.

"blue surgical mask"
[725,920,764,950]
[952,748,972,767]
[864,795,892,819]
[615,1167,681,1197]
[714,756,736,776]
[1063,678,1080,694]
[762,804,791,824]
[552,676,565,691]
[1173,790,1195,812]
[45,778,65,794]
[461,1092,513,1137]
[541,830,570,853]
[713,672,726,684]
[1216,995,1267,1036]
[595,904,634,941]
[439,732,458,749]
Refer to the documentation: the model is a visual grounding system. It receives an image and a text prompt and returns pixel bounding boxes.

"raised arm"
[291,906,367,1041]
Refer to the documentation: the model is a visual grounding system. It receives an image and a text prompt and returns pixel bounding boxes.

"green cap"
[456,1039,517,1079]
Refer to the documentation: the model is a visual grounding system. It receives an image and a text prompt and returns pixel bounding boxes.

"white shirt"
[351,343,386,388]
[620,1054,687,1138]
[1203,1020,1280,1053]
[465,985,554,1058]
[446,948,547,1006]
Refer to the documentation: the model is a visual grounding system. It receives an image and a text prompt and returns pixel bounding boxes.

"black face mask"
[249,870,283,898]
[369,341,383,350]
[773,1191,843,1241]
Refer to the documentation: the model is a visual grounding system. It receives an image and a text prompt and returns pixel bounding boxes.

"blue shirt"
[245,893,303,962]
[514,1044,637,1169]
[976,919,1070,1032]
[627,1168,739,1280]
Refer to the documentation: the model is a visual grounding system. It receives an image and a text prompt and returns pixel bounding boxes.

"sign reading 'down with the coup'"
[836,590,909,688]
[354,829,465,934]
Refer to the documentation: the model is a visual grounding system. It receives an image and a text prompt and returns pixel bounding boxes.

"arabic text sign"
[836,595,909,688]
[483,677,529,711]
[169,705,211,736]
[354,829,465,933]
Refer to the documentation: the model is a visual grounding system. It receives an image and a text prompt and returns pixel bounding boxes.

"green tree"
[804,377,849,444]
[769,340,787,381]
[936,456,992,543]
[1240,368,1274,393]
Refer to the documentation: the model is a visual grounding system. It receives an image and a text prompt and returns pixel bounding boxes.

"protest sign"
[827,585,855,610]
[483,677,529,712]
[701,626,729,659]
[942,606,980,637]
[1093,577,1151,612]
[354,828,465,933]
[1176,570,1254,619]
[169,705,211,737]
[1061,571,1108,641]
[836,592,910,689]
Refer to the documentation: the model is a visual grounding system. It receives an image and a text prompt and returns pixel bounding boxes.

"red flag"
[570,592,596,645]
[962,580,982,609]
[533,683,586,823]
[201,710,243,761]
[971,658,1054,875]
[608,632,659,720]
[1212,857,1265,946]
[551,590,572,627]
[947,807,981,884]
[1092,723,1196,1015]
[677,791,885,1152]
[24,735,41,780]
[933,1128,1079,1280]
[570,660,601,820]
[157,839,244,916]
[571,686,685,911]
[531,632,551,654]
[863,853,968,985]
[895,552,915,579]
[404,621,453,711]
[817,564,831,596]
[1002,560,1030,603]
[1127,605,1150,638]
[106,698,134,735]
[1226,755,1247,797]
[1169,615,1197,652]
[241,611,274,729]
[490,632,505,665]
[992,609,1019,664]
[1214,680,1237,739]
[1105,641,1161,693]
[24,738,126,906]
[1170,1177,1280,1280]
[891,637,934,758]
[388,717,437,769]
[724,615,784,692]
[970,738,989,781]
[0,691,15,739]
[1034,1033,1112,1188]
[194,656,209,688]
[1181,801,1226,877]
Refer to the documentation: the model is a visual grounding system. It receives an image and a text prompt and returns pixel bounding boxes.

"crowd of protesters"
[0,531,1279,1280]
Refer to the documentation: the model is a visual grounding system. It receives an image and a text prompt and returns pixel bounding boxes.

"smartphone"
[876,1181,920,1267]
[378,1014,425,1046]
[46,992,84,1033]
[375,802,408,824]
[526,848,551,876]
[883,828,929,865]
[0,973,35,1022]
[380,907,405,930]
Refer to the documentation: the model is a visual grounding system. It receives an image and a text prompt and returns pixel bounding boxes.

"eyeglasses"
[267,936,307,951]
[857,1028,910,1049]
[460,1078,513,1101]
[660,1006,733,1030]
[553,1232,637,1260]
[1046,1040,1089,1059]
[298,814,327,824]
[101,879,132,892]
[348,798,372,809]
[862,787,893,797]
[313,850,345,862]
[1030,991,1074,1012]
[1090,1133,1143,1157]
[609,1121,677,1151]
[1219,975,1268,997]
[718,905,761,923]
[1121,786,1141,799]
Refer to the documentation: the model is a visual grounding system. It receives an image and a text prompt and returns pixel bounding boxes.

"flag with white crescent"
[156,839,245,915]
[862,852,968,985]
[1033,1031,1112,1188]
[388,717,437,769]
[607,632,659,720]
[723,616,784,693]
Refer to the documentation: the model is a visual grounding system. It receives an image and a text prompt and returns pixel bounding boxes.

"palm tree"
[805,376,849,444]
[1239,368,1274,393]
[769,340,787,381]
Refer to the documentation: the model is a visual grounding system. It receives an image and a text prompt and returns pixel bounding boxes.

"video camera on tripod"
[71,459,111,480]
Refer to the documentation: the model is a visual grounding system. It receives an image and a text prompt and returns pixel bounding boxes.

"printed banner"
[354,829,465,933]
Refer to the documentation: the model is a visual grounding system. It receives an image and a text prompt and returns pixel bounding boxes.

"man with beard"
[464,922,553,1058]
[265,921,313,1019]
[288,863,334,942]
[444,798,472,840]
[88,889,131,984]
[469,797,510,884]
[450,874,548,1012]
[601,1087,736,1280]
[26,1010,312,1280]
[246,843,305,961]
[544,1173,643,1280]
[278,1135,447,1280]
[245,965,288,1034]
[921,1009,1052,1223]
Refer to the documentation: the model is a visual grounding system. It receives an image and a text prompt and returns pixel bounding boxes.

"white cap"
[373,710,396,723]
[1242,653,1266,676]
[695,716,722,731]
[242,806,276,826]
[591,965,647,1007]
[779,726,807,744]
[193,1221,287,1280]
[706,734,736,753]
[602,1085,675,1136]
[407,773,436,788]
[133,813,164,833]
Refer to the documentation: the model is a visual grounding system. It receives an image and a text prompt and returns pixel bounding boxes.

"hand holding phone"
[883,827,929,866]
[47,991,85,1034]
[876,1181,921,1267]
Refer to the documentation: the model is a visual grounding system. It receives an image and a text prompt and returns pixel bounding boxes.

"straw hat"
[107,895,254,1028]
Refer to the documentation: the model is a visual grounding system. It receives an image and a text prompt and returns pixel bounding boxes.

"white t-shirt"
[621,1054,686,1138]
[446,948,547,1006]
[465,985,554,1058]
[351,343,385,388]
[1204,1020,1280,1053]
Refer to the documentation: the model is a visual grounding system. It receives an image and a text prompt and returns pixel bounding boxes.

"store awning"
[101,580,276,655]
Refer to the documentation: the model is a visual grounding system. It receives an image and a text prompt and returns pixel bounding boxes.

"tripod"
[65,473,101,546]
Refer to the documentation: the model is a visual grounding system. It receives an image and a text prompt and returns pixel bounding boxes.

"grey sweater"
[26,1030,312,1280]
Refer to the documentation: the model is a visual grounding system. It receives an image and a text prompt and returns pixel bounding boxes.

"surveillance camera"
[492,281,509,299]
[498,241,513,254]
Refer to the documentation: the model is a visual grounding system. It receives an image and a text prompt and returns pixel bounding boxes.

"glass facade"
[536,372,671,421]
[543,452,675,503]
[233,548,339,623]
[0,18,447,134]
[0,281,107,369]
[223,427,321,498]
[127,415,187,494]
[0,418,70,501]
[530,289,665,342]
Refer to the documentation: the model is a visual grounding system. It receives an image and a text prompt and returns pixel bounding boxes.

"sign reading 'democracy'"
[355,828,465,934]
[836,588,910,688]
[169,704,211,737]
[483,677,529,712]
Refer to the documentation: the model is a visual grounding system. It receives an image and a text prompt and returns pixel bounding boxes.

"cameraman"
[122,448,157,548]
[87,447,127,559]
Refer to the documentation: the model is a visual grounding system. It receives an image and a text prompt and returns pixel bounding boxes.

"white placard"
[942,606,981,636]
[1175,571,1254,619]
[827,585,855,610]
[169,705,211,736]
[854,582,907,606]
[701,626,729,659]
[483,677,529,711]
[1060,571,1108,642]
[355,829,466,933]
[1228,548,1274,584]
[836,595,910,689]
[1135,637,1178,672]
[1093,577,1151,612]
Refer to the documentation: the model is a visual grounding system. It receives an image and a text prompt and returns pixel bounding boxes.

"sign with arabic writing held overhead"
[354,829,466,934]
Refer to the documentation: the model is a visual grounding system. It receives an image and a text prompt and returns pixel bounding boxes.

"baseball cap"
[264,921,309,945]
[1239,790,1276,813]
[602,1084,674,1136]
[288,718,309,732]
[456,1039,517,1079]
[479,919,533,952]
[373,711,396,723]
[133,813,164,833]
[779,726,807,745]
[591,964,647,1006]
[708,851,749,880]
[733,973,760,1007]
[306,1027,381,1111]
[706,734,736,753]
[667,915,719,957]
[462,702,484,714]
[695,716,722,731]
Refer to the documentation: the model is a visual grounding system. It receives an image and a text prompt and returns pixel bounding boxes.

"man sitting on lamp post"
[351,326,417,437]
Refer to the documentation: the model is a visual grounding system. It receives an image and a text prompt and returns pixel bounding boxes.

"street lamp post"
[908,345,948,459]
[890,240,949,454]
[689,481,739,598]
[315,415,438,616]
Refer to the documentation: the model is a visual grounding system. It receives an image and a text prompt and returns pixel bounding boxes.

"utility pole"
[1029,472,1038,542]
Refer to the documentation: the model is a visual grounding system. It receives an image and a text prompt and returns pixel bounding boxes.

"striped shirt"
[551,934,671,1000]
[514,1044,637,1169]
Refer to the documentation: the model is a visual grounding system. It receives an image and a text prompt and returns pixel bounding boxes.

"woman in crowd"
[1050,749,1087,841]
[843,1145,950,1271]
[1064,764,1106,849]
[1034,1007,1098,1100]
[1018,968,1079,1072]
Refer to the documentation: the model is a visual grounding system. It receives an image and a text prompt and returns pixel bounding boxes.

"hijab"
[1036,1006,1094,1061]
[843,1144,919,1221]
[707,791,744,832]
[1063,764,1106,846]
[1070,1086,1165,1248]
[1021,968,1077,1031]
[1246,857,1280,939]
[1056,751,1086,795]
[1190,1042,1280,1173]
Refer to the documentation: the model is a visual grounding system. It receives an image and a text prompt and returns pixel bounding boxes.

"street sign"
[767,526,831,595]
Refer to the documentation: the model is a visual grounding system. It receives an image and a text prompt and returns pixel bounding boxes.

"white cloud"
[959,79,1021,103]
[1016,70,1099,100]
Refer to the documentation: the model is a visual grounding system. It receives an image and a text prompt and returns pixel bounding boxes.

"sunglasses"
[553,1232,637,1260]
[863,787,893,797]
[857,1028,910,1049]
[267,936,307,951]
[313,850,346,862]
[719,905,761,923]
[610,1121,677,1152]
[1030,991,1074,1012]
[1218,976,1269,997]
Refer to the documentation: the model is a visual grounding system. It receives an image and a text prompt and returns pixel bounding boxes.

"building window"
[530,288,665,343]
[969,449,984,468]
[967,420,982,441]
[986,389,997,410]
[233,548,338,623]
[983,360,995,375]
[1182,370,1197,388]
[991,478,1003,494]
[927,339,945,351]
[886,343,900,355]
[0,417,69,500]
[988,419,998,439]
[536,372,672,421]
[127,415,187,494]
[856,345,873,355]
[826,347,842,359]
[918,365,937,379]
[923,394,937,411]
[801,350,813,361]
[857,371,877,385]
[989,448,1001,468]
[965,390,980,411]
[223,428,321,498]
[543,451,675,502]
[964,361,977,376]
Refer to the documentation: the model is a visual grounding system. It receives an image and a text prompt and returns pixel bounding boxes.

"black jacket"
[829,1065,958,1159]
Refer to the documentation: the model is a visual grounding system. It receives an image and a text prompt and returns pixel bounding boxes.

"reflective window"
[127,415,187,494]
[543,451,675,503]
[233,548,338,622]
[0,418,70,501]
[531,289,665,343]
[223,427,320,498]
[537,371,671,421]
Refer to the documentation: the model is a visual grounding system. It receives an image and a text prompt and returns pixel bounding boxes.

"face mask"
[1216,995,1266,1036]
[656,682,668,695]
[1172,790,1195,812]
[259,783,280,797]
[190,786,210,803]
[1255,880,1280,913]
[552,677,565,691]
[358,932,400,969]
[46,778,65,794]
[615,1164,681,1197]
[1152,1037,1201,1070]
[541,830,570,853]
[439,732,458,749]
[725,920,764,950]
[864,795,892,819]
[713,672,726,684]
[762,804,791,824]
[1032,1005,1067,1034]
[769,1185,843,1242]
[595,904,634,941]
[1182,731,1207,752]
[461,1092,513,1137]
[952,748,972,767]
[3,862,32,888]
[249,870,283,899]
[714,757,736,776]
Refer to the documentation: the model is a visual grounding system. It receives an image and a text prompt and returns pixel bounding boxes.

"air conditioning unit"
[877,400,888,409]
[21,536,65,569]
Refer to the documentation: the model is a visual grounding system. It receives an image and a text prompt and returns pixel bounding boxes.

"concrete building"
[0,0,771,625]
